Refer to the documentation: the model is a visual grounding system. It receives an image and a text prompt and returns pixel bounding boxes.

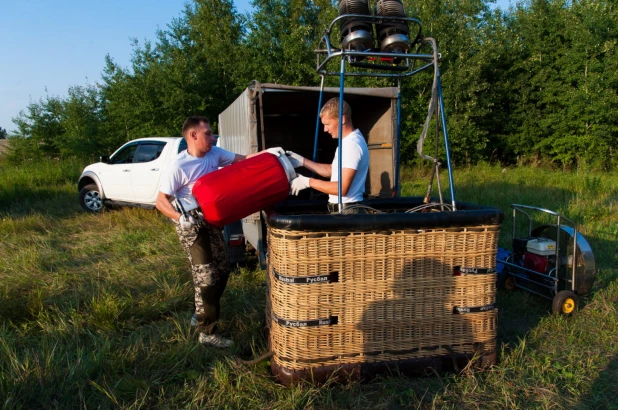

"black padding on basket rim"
[265,197,504,232]
[273,313,338,327]
[274,270,339,284]
[453,303,496,314]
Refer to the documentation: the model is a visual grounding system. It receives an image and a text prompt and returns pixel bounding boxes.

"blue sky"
[0,0,511,133]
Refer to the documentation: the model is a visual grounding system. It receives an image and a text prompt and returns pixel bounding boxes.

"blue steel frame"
[314,14,457,211]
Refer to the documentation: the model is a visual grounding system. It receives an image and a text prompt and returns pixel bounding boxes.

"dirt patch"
[0,139,9,156]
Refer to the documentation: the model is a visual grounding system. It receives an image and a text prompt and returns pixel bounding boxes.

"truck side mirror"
[100,155,110,163]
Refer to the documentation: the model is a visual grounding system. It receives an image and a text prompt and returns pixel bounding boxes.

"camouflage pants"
[175,220,230,335]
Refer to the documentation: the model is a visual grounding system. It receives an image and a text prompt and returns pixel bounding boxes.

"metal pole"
[436,67,456,210]
[556,215,561,294]
[572,228,577,292]
[313,75,325,163]
[512,207,517,240]
[337,55,345,212]
[394,77,402,197]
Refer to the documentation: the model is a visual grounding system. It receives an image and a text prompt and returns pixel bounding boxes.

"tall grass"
[0,158,84,216]
[1,160,617,409]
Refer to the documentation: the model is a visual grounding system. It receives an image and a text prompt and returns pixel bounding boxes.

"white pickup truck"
[77,137,187,212]
[77,135,248,264]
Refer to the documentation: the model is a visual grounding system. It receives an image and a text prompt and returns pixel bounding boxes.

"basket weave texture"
[267,224,500,370]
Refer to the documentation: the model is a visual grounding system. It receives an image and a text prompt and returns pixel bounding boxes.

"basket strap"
[273,313,338,327]
[453,303,496,314]
[454,266,496,275]
[273,270,339,284]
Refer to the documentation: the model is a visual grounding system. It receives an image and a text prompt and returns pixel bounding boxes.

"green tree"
[101,0,246,141]
[503,0,618,168]
[398,0,494,166]
[242,0,333,86]
[55,84,106,160]
[10,94,64,162]
[7,0,617,169]
[7,86,107,163]
[0,127,7,139]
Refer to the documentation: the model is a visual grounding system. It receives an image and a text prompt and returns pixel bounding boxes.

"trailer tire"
[552,290,578,315]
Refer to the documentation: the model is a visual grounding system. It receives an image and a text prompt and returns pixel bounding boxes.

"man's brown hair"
[182,116,210,137]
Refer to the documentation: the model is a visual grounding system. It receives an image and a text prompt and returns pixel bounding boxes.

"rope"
[414,37,449,210]
[404,202,454,213]
[416,37,440,163]
[234,351,274,366]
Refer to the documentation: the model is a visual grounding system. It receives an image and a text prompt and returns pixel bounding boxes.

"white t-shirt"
[159,146,236,199]
[329,129,369,204]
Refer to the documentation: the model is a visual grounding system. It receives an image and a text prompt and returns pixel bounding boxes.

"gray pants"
[327,202,366,214]
[175,221,230,335]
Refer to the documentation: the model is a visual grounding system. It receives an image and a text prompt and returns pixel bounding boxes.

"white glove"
[285,151,305,168]
[266,147,285,157]
[290,175,310,195]
[178,214,196,231]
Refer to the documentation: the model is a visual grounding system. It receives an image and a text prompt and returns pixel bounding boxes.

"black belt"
[327,202,360,213]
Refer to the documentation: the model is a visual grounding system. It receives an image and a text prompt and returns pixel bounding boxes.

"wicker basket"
[265,198,503,385]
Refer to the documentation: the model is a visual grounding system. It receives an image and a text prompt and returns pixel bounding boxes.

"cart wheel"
[552,290,578,315]
[504,275,517,291]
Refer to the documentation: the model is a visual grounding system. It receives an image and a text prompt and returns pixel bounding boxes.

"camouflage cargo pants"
[175,220,230,335]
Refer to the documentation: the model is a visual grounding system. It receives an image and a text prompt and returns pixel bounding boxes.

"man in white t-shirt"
[287,98,369,213]
[156,116,265,348]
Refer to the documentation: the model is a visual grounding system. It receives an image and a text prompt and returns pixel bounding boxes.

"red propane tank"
[192,152,295,227]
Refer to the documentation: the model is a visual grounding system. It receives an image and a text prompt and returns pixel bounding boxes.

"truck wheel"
[552,290,578,315]
[79,183,104,213]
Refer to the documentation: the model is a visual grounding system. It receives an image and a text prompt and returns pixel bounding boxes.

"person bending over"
[156,116,264,348]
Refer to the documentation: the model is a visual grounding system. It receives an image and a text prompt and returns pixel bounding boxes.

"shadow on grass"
[584,231,618,272]
[577,354,618,409]
[496,289,546,348]
[0,265,194,328]
[0,189,82,219]
[0,222,194,329]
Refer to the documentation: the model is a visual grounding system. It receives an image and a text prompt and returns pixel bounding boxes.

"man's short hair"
[320,98,351,120]
[182,116,210,136]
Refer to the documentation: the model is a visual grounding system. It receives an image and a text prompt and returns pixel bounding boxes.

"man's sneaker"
[199,333,233,348]
[190,312,197,327]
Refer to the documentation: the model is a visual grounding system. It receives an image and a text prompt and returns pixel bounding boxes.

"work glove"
[285,151,305,168]
[290,175,310,195]
[178,214,197,232]
[266,147,285,157]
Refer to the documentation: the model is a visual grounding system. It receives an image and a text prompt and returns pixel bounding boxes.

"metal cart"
[498,204,596,314]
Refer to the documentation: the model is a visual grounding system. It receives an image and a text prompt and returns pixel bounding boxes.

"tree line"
[5,0,618,170]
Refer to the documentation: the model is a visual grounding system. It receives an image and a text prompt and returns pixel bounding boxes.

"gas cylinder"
[192,152,295,227]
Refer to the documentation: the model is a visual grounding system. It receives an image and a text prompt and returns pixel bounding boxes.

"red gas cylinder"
[192,152,295,227]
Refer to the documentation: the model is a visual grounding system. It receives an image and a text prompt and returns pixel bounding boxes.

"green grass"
[1,159,617,409]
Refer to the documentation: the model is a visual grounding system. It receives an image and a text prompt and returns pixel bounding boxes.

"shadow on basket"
[263,197,504,386]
